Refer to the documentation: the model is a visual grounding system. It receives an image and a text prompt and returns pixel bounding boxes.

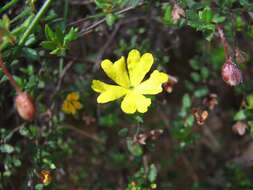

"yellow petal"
[127,49,141,73]
[91,80,128,103]
[72,101,82,109]
[127,51,154,86]
[62,101,75,114]
[135,70,169,95]
[67,92,79,101]
[70,107,76,115]
[120,91,151,114]
[92,80,109,93]
[101,57,130,88]
[62,101,69,113]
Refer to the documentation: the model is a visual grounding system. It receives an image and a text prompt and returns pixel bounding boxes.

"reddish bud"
[15,92,36,121]
[221,57,243,86]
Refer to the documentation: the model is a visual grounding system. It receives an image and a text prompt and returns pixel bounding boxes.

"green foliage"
[41,25,78,56]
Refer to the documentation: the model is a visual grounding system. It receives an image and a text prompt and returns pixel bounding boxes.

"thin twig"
[61,124,103,143]
[3,124,24,143]
[78,1,144,36]
[69,13,104,26]
[55,61,74,93]
[49,60,74,110]
[92,22,121,72]
[181,155,199,182]
[69,0,93,5]
[92,16,145,72]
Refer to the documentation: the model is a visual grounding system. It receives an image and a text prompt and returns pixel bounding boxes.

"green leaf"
[163,4,172,25]
[35,184,44,190]
[193,87,208,98]
[246,94,253,109]
[99,113,119,127]
[50,48,64,56]
[234,110,247,121]
[148,164,157,182]
[13,159,22,167]
[45,25,56,40]
[118,128,128,137]
[182,94,191,110]
[64,27,78,44]
[199,7,213,23]
[191,72,201,82]
[127,139,143,156]
[41,41,57,50]
[190,59,201,70]
[184,115,195,127]
[22,47,39,61]
[248,121,253,138]
[0,144,15,153]
[212,14,226,24]
[200,67,209,80]
[105,13,117,27]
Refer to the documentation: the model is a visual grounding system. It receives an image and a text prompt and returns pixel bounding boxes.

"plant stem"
[63,0,69,29]
[19,0,54,46]
[0,56,22,94]
[217,25,229,60]
[0,0,19,15]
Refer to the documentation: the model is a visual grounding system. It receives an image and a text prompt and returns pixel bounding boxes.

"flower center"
[129,85,135,90]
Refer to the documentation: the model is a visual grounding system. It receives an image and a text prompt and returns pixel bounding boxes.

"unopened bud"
[15,92,36,121]
[221,57,243,86]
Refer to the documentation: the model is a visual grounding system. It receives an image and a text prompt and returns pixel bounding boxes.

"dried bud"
[202,93,218,110]
[163,75,178,93]
[235,47,248,64]
[172,4,185,23]
[192,108,208,125]
[232,121,247,136]
[149,129,163,140]
[221,57,243,86]
[133,129,163,145]
[134,133,148,145]
[15,92,36,121]
[82,115,96,125]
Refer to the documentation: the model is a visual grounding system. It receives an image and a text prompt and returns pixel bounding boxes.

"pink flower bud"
[221,58,243,86]
[15,92,36,121]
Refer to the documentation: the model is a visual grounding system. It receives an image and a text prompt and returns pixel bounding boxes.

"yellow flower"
[91,49,169,114]
[62,92,82,114]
